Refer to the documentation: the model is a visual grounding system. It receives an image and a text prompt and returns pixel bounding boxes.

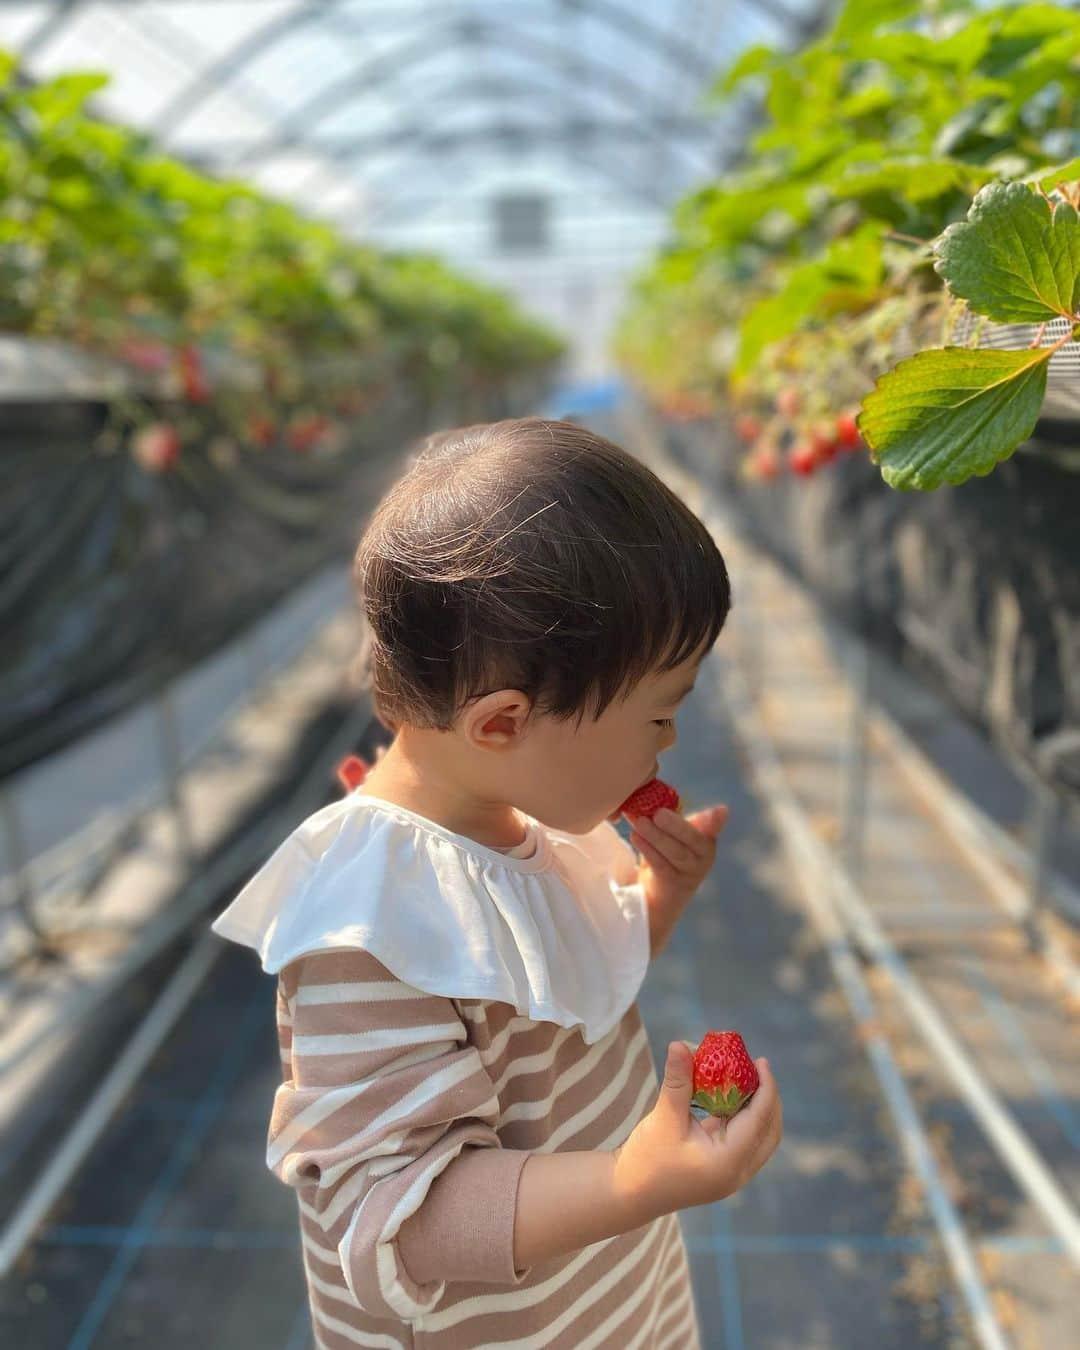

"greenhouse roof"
[0,0,832,243]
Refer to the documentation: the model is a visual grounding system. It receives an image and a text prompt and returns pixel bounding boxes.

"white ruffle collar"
[209,791,649,1044]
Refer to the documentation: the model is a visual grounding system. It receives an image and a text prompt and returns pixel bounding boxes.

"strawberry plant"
[0,49,565,451]
[859,178,1080,488]
[612,0,1080,489]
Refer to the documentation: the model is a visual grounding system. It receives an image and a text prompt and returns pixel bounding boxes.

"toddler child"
[211,417,783,1349]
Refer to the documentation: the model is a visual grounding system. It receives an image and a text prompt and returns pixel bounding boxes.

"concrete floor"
[2,407,1077,1348]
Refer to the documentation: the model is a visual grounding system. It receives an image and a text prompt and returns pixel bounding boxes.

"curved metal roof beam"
[366,135,674,220]
[211,18,720,180]
[149,0,348,137]
[188,82,716,165]
[149,0,762,139]
[16,0,82,64]
[279,70,685,227]
[327,0,725,85]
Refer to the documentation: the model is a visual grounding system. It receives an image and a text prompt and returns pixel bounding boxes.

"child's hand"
[612,1041,782,1223]
[624,803,729,956]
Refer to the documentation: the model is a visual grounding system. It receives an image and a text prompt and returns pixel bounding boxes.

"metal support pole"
[1021,775,1059,945]
[842,638,872,887]
[153,680,196,868]
[841,521,872,887]
[0,785,53,953]
[242,619,261,697]
[734,559,763,703]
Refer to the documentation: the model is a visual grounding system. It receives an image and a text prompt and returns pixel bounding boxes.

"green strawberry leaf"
[933,180,1080,324]
[833,0,920,42]
[1023,158,1080,193]
[858,345,1059,490]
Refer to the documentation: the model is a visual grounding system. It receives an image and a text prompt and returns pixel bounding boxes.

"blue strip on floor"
[684,1233,1064,1255]
[38,1222,1066,1257]
[40,1225,296,1249]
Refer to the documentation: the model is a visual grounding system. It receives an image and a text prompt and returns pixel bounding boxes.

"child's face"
[366,641,710,847]
[497,642,709,835]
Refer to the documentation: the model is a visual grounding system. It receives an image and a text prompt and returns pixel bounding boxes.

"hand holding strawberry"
[615,777,730,958]
[612,1040,782,1224]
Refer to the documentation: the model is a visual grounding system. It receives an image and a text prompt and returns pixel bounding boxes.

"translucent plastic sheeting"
[0,0,827,246]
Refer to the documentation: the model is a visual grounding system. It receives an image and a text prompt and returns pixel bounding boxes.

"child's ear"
[465,689,532,747]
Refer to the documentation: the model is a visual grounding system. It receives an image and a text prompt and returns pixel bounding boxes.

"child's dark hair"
[352,417,732,732]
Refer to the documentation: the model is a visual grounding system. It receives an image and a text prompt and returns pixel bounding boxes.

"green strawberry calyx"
[692,1085,754,1117]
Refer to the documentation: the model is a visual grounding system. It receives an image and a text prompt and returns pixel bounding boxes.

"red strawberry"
[617,776,680,821]
[178,343,211,403]
[287,413,331,452]
[745,443,781,482]
[246,412,277,448]
[835,411,861,450]
[788,442,817,476]
[809,421,839,462]
[692,1031,760,1119]
[755,444,781,479]
[120,337,172,373]
[734,413,762,443]
[335,754,369,793]
[131,421,181,473]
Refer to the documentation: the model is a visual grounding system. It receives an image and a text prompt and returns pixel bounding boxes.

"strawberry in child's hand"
[335,754,369,793]
[617,777,680,821]
[691,1031,760,1119]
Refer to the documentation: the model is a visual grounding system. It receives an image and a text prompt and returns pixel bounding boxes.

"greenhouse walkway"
[0,408,1077,1349]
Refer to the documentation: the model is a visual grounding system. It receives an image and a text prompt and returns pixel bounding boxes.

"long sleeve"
[268,947,535,1322]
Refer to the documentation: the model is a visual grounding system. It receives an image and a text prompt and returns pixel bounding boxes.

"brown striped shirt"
[269,946,702,1348]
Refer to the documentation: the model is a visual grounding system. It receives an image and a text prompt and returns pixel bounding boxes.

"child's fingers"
[629,829,678,875]
[651,809,713,862]
[722,1061,781,1159]
[632,813,700,869]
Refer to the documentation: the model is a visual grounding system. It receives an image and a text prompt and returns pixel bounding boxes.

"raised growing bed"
[666,412,1080,799]
[1,336,555,779]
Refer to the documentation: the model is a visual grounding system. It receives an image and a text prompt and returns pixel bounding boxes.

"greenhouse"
[0,2,1078,1347]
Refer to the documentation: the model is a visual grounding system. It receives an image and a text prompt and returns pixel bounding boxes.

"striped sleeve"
[268,947,535,1322]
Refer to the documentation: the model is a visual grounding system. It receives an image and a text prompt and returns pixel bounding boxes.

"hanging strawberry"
[787,442,817,476]
[809,421,840,464]
[131,422,181,473]
[120,337,172,373]
[177,344,211,403]
[246,412,277,448]
[747,443,781,480]
[735,413,763,442]
[835,411,861,450]
[286,413,332,452]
